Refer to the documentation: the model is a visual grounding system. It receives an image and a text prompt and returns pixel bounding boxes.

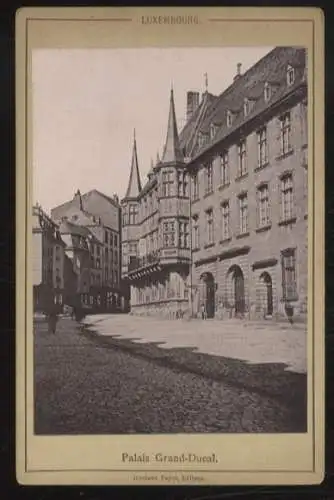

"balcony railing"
[128,251,160,272]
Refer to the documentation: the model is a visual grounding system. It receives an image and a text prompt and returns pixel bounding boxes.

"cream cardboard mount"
[16,6,324,486]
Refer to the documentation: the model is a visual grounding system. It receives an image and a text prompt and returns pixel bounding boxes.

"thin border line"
[25,16,28,474]
[27,18,133,22]
[23,16,317,475]
[311,16,315,473]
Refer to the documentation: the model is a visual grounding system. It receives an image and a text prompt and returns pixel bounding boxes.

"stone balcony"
[123,247,191,281]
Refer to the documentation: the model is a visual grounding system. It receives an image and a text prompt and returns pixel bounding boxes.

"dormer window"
[264,82,271,102]
[198,132,208,149]
[210,123,218,140]
[244,98,249,117]
[226,110,233,128]
[287,65,295,86]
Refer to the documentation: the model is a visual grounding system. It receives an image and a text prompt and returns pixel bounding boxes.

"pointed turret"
[124,129,142,199]
[161,88,184,165]
[147,158,154,180]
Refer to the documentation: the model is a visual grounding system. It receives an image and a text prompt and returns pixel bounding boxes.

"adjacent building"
[121,46,308,323]
[51,189,129,311]
[32,204,66,312]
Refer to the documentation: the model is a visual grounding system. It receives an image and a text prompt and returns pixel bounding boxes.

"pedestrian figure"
[201,303,207,320]
[47,312,58,334]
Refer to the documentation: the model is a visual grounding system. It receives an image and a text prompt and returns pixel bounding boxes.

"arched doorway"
[200,272,215,318]
[233,266,245,316]
[227,265,245,317]
[260,272,273,317]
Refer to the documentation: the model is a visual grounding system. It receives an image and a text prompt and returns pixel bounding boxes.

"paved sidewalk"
[81,314,307,374]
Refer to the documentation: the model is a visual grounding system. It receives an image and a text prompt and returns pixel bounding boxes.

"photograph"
[32,45,308,436]
[16,7,324,486]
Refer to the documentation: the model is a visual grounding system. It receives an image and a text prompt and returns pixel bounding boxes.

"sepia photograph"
[32,45,308,436]
[16,7,324,486]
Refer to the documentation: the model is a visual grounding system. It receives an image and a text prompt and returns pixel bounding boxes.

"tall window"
[238,193,248,234]
[129,242,137,254]
[192,216,200,249]
[280,174,294,221]
[257,127,268,168]
[206,209,214,245]
[122,210,127,226]
[177,171,188,197]
[301,100,308,149]
[55,245,61,261]
[221,201,230,241]
[205,162,213,194]
[280,112,292,155]
[129,204,138,224]
[163,221,175,247]
[220,151,229,186]
[178,221,190,248]
[257,184,270,227]
[192,172,199,200]
[162,170,174,197]
[281,248,298,301]
[237,140,247,177]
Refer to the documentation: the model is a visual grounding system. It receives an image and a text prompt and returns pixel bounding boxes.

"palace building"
[121,90,191,317]
[185,46,308,322]
[122,46,308,322]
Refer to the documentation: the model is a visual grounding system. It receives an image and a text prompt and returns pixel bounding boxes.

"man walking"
[47,311,58,334]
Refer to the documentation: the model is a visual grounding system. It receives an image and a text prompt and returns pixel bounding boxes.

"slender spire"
[124,130,142,198]
[156,151,160,165]
[204,72,208,92]
[161,87,184,164]
[147,158,154,180]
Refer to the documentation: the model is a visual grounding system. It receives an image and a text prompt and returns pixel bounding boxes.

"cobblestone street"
[34,316,307,434]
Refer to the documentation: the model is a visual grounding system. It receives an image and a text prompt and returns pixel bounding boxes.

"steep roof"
[188,46,306,163]
[179,91,218,157]
[52,189,119,214]
[59,220,88,236]
[124,130,142,199]
[161,88,184,164]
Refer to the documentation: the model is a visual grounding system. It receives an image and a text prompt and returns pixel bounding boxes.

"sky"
[32,47,273,213]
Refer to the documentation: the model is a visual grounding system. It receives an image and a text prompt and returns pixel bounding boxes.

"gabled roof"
[124,130,142,199]
[161,88,184,165]
[189,46,306,162]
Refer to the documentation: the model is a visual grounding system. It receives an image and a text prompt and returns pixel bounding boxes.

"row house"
[32,204,66,312]
[51,189,128,312]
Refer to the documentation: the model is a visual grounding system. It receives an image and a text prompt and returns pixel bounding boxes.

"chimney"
[74,189,83,210]
[186,91,200,122]
[234,63,242,81]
